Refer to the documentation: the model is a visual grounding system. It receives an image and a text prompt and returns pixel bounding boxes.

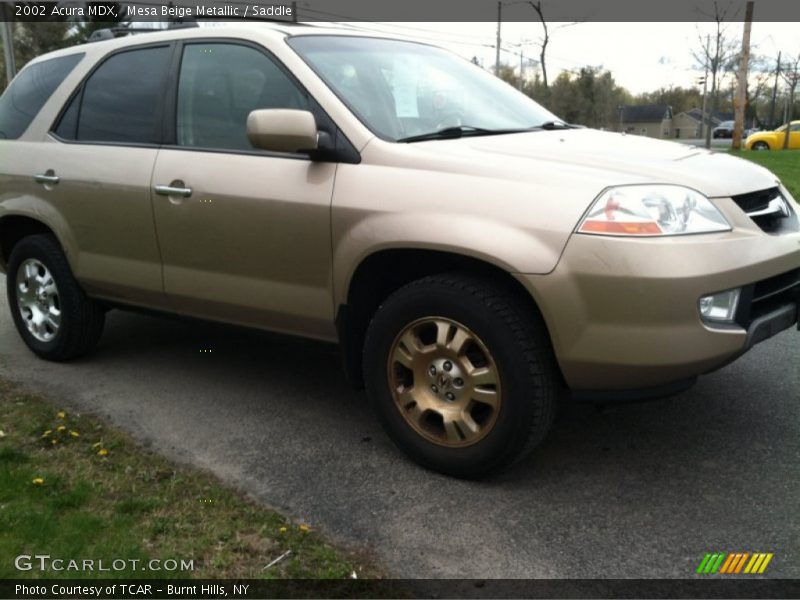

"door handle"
[34,173,60,185]
[154,184,192,198]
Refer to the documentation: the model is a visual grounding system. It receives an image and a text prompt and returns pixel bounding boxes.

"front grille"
[731,187,796,233]
[735,267,800,327]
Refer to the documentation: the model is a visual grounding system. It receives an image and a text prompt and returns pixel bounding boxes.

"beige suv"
[1,25,798,478]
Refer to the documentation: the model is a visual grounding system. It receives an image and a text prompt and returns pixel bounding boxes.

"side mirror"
[246,109,318,154]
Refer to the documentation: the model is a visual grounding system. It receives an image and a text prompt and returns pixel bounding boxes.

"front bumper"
[515,227,800,392]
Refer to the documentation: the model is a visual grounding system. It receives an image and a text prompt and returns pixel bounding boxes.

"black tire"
[363,273,559,479]
[6,234,104,361]
[752,141,770,151]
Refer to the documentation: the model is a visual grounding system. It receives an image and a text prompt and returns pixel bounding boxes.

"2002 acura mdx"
[1,24,798,478]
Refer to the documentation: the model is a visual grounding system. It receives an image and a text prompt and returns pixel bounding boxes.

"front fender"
[332,211,564,308]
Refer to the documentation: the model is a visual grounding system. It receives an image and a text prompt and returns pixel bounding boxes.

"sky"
[331,21,800,94]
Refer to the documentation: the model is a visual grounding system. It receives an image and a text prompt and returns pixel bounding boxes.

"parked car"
[743,127,760,140]
[1,25,798,478]
[745,121,800,150]
[712,120,735,138]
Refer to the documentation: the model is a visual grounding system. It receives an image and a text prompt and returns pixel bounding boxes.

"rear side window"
[0,53,83,140]
[55,46,171,144]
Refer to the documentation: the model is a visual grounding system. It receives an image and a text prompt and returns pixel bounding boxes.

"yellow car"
[745,120,800,150]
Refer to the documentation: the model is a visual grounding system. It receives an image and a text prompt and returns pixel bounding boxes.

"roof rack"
[87,21,198,43]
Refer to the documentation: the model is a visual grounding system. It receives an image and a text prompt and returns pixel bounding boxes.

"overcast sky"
[334,21,800,94]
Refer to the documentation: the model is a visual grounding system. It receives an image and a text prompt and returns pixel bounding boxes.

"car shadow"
[89,308,797,487]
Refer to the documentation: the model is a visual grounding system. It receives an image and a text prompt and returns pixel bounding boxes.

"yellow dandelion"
[279,527,287,534]
[299,524,311,533]
[32,477,44,485]
[41,430,52,438]
[98,448,109,456]
[57,411,66,419]
[69,430,80,437]
[57,425,66,432]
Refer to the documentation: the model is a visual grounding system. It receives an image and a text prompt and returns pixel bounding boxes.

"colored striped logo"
[696,552,773,574]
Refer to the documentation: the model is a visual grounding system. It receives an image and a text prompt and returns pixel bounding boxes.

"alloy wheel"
[16,258,61,342]
[387,317,502,447]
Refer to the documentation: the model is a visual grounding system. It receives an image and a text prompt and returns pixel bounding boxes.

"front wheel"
[752,141,770,151]
[7,234,104,361]
[363,274,559,479]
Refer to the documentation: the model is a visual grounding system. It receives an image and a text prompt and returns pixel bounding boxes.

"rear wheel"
[363,274,559,479]
[752,141,770,151]
[7,234,104,361]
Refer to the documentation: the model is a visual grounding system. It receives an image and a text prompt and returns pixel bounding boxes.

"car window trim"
[49,41,176,148]
[48,36,360,164]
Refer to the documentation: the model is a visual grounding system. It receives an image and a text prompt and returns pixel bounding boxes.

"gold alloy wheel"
[387,317,502,448]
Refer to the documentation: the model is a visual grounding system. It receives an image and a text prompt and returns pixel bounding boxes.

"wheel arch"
[0,215,66,273]
[337,247,558,389]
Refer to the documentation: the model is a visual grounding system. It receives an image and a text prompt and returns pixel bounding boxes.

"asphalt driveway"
[1,277,798,579]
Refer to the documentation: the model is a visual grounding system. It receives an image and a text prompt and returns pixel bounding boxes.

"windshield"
[288,35,559,142]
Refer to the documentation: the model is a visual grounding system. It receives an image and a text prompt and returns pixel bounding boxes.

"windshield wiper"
[398,126,531,143]
[535,120,578,130]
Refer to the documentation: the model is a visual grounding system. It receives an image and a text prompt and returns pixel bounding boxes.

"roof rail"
[86,21,198,43]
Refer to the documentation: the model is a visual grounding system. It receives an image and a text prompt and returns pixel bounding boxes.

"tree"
[524,1,578,108]
[691,2,738,148]
[0,21,71,89]
[496,64,522,90]
[527,1,550,94]
[0,3,129,92]
[733,0,753,150]
[741,55,773,127]
[767,52,782,129]
[66,3,129,45]
[547,67,630,129]
[779,54,800,149]
[634,86,703,116]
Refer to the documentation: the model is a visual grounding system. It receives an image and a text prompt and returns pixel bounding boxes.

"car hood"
[385,128,779,198]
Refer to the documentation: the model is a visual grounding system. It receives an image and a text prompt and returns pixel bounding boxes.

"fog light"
[699,289,741,323]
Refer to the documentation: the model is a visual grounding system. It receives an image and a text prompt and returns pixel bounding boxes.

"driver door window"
[176,43,309,151]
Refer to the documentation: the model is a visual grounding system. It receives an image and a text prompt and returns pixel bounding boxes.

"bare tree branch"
[528,1,549,92]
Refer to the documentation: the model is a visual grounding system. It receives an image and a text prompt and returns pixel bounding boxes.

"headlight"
[578,185,731,236]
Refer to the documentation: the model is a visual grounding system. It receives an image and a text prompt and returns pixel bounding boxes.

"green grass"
[730,149,800,200]
[0,378,381,581]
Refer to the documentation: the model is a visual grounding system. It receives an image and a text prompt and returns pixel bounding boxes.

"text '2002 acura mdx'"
[0,25,798,478]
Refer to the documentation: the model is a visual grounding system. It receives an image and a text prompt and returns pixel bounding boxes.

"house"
[618,104,673,138]
[672,109,734,139]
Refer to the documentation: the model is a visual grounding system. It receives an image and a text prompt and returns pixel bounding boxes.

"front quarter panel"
[331,141,603,307]
[747,133,778,149]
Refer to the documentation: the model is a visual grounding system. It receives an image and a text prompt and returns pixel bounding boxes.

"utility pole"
[495,2,502,75]
[732,1,754,150]
[0,3,15,85]
[699,67,709,138]
[518,46,524,91]
[768,51,782,128]
[783,93,789,128]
